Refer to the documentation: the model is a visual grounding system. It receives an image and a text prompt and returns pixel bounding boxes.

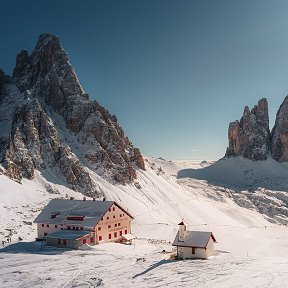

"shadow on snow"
[132,259,174,278]
[0,241,68,255]
[177,158,288,192]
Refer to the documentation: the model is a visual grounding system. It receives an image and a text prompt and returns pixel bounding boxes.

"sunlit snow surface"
[0,157,288,287]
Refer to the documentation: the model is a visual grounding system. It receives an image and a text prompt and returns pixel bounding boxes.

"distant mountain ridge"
[0,33,145,196]
[226,96,288,162]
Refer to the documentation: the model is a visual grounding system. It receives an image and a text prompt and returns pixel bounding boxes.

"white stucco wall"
[36,203,132,246]
[95,203,132,244]
[37,222,87,238]
[206,237,215,257]
[37,223,62,238]
[178,237,215,260]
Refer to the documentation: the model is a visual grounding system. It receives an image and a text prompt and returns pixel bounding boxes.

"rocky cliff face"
[271,96,288,162]
[225,98,270,161]
[0,69,6,97]
[0,33,145,195]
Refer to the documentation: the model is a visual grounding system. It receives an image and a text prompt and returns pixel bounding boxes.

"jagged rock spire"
[0,69,6,97]
[271,96,288,162]
[0,33,145,194]
[225,98,270,161]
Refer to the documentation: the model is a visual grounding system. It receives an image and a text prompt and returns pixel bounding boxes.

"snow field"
[0,157,288,287]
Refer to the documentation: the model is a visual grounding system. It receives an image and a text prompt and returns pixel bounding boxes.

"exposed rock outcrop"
[271,96,288,162]
[225,98,270,160]
[0,69,6,99]
[2,99,99,195]
[12,50,31,91]
[0,33,145,195]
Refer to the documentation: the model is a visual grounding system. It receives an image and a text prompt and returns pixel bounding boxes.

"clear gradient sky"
[1,0,288,160]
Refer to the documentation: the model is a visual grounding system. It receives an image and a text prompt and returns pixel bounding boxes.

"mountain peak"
[225,96,288,163]
[37,33,60,45]
[33,33,64,58]
[0,33,145,195]
[225,98,270,160]
[13,32,72,93]
[271,96,288,162]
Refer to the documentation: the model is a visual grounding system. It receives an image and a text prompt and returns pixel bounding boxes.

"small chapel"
[172,221,217,259]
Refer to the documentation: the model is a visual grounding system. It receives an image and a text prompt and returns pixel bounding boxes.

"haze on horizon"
[1,0,288,161]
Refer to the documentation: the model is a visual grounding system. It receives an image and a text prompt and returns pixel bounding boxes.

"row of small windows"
[41,224,83,230]
[101,214,124,221]
[96,230,128,241]
[82,237,94,245]
[108,207,125,216]
[67,226,83,231]
[107,230,128,240]
[45,229,128,241]
[98,230,127,241]
[42,223,123,230]
[98,223,121,230]
[56,237,94,246]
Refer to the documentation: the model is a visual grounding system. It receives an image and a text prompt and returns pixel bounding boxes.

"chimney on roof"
[178,220,186,242]
[83,196,86,201]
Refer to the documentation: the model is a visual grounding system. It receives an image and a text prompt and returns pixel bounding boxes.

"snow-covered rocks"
[0,33,145,192]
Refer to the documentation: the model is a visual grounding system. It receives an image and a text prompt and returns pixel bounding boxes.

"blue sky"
[1,0,288,160]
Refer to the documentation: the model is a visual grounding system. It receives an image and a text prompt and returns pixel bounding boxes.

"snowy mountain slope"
[177,157,288,224]
[0,157,288,287]
[1,156,287,242]
[0,33,145,195]
[178,156,288,191]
